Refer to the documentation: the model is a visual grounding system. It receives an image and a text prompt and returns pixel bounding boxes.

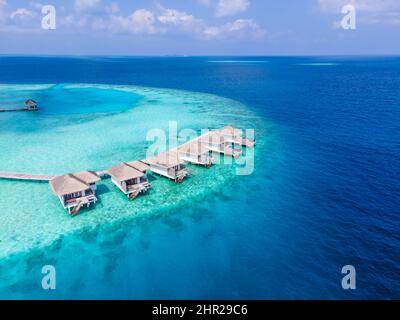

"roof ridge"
[70,173,90,186]
[123,162,141,171]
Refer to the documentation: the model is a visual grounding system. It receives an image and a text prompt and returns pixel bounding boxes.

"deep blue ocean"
[0,56,399,299]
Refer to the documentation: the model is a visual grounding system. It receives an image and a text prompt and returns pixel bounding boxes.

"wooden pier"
[0,99,39,112]
[0,107,34,112]
[0,170,109,182]
[0,126,255,183]
[0,172,58,181]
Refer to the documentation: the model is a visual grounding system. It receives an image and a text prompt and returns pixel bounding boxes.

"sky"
[0,0,399,55]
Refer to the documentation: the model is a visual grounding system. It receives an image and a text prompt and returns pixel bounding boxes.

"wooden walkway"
[0,170,108,182]
[0,126,254,183]
[0,108,28,112]
[0,172,58,181]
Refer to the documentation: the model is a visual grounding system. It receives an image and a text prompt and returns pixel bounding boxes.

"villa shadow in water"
[95,184,112,197]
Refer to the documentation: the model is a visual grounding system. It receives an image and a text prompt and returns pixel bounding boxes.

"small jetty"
[0,99,39,112]
[0,125,256,216]
[0,170,106,182]
[0,172,57,181]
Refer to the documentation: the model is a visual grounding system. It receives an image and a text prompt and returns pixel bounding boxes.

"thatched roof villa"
[219,125,256,148]
[200,132,243,158]
[177,141,213,167]
[107,161,151,199]
[49,171,100,215]
[25,99,38,111]
[2,124,257,217]
[143,152,188,183]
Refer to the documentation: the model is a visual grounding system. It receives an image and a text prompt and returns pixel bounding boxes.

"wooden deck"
[0,107,37,112]
[0,172,58,181]
[0,170,107,182]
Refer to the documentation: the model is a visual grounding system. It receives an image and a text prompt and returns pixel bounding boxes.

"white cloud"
[203,19,265,39]
[62,7,163,35]
[10,8,34,20]
[0,2,50,32]
[75,0,101,12]
[158,8,196,25]
[52,3,265,41]
[216,0,250,17]
[108,9,163,34]
[156,6,263,39]
[156,7,206,36]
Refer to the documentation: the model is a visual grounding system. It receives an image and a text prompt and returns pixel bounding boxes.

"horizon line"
[1,53,400,58]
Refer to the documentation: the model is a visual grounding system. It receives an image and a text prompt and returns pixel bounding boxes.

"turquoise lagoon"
[1,57,399,299]
[0,84,265,259]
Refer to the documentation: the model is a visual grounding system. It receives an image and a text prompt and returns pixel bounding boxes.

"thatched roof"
[73,171,100,184]
[108,163,145,182]
[219,125,242,137]
[50,174,91,197]
[125,160,150,173]
[25,99,38,107]
[178,141,209,156]
[143,152,184,168]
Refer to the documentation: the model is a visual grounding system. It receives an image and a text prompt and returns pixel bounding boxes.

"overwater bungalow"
[143,152,188,182]
[177,141,213,167]
[25,99,38,111]
[201,132,243,158]
[219,125,242,140]
[219,125,256,148]
[107,161,151,199]
[49,171,100,215]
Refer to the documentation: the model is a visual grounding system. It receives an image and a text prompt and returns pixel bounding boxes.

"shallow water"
[0,56,399,299]
[0,84,263,259]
